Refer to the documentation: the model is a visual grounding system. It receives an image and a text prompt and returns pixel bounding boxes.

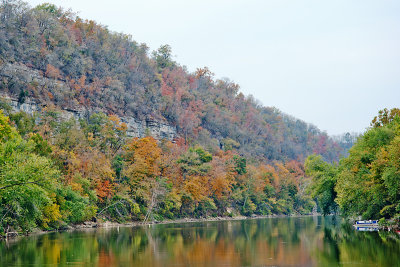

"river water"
[1,216,399,267]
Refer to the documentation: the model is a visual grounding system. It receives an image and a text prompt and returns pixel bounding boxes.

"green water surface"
[1,216,399,267]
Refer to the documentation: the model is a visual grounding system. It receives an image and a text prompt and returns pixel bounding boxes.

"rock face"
[1,93,177,140]
[124,117,177,141]
[0,63,177,140]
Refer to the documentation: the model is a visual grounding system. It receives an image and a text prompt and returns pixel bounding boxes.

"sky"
[26,0,400,135]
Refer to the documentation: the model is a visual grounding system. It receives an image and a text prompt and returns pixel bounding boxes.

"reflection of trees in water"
[313,218,400,267]
[319,227,341,265]
[1,217,400,266]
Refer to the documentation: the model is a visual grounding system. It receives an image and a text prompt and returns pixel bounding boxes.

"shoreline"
[3,214,399,241]
[1,213,317,240]
[69,213,322,230]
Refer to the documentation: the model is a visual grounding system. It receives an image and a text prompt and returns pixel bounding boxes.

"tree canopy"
[306,108,400,222]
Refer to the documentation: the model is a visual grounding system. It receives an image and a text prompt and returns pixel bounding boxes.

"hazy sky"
[26,0,400,135]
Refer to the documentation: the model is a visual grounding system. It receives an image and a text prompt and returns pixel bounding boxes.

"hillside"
[0,0,344,162]
[0,0,357,235]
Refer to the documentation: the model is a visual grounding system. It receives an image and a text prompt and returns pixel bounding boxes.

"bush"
[57,187,97,224]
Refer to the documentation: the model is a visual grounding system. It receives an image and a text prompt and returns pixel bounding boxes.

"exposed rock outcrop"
[0,63,177,140]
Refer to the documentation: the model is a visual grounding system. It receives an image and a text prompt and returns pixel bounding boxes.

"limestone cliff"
[0,63,177,140]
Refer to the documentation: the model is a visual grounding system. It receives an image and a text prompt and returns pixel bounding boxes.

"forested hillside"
[0,0,355,235]
[0,0,344,162]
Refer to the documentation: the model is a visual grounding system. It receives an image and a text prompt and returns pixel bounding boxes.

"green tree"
[306,109,400,221]
[335,114,400,219]
[0,111,60,233]
[305,154,338,215]
[152,44,174,70]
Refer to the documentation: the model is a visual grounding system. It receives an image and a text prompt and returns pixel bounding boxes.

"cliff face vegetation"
[0,0,355,235]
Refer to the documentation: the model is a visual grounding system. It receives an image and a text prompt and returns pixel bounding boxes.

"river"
[1,216,399,266]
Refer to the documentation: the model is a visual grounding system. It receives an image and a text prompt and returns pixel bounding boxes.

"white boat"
[355,220,378,226]
[353,220,380,231]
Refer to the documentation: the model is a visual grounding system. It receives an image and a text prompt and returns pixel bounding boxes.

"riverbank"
[1,213,315,240]
[66,213,323,230]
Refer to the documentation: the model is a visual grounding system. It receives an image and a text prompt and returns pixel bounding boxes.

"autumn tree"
[371,108,400,128]
[123,137,167,221]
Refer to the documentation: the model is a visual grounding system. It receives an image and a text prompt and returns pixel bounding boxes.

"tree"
[0,110,15,141]
[305,109,400,221]
[152,44,174,70]
[371,108,400,128]
[0,111,60,233]
[123,137,166,221]
[335,113,400,219]
[305,155,338,215]
[45,64,61,79]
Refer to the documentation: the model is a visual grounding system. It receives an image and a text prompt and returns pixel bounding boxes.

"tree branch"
[97,200,124,215]
[0,181,41,191]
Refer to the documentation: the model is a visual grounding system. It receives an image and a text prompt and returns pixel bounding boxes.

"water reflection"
[355,226,380,231]
[1,216,400,267]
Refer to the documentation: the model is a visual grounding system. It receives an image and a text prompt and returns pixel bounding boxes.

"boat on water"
[353,220,380,231]
[355,220,379,226]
